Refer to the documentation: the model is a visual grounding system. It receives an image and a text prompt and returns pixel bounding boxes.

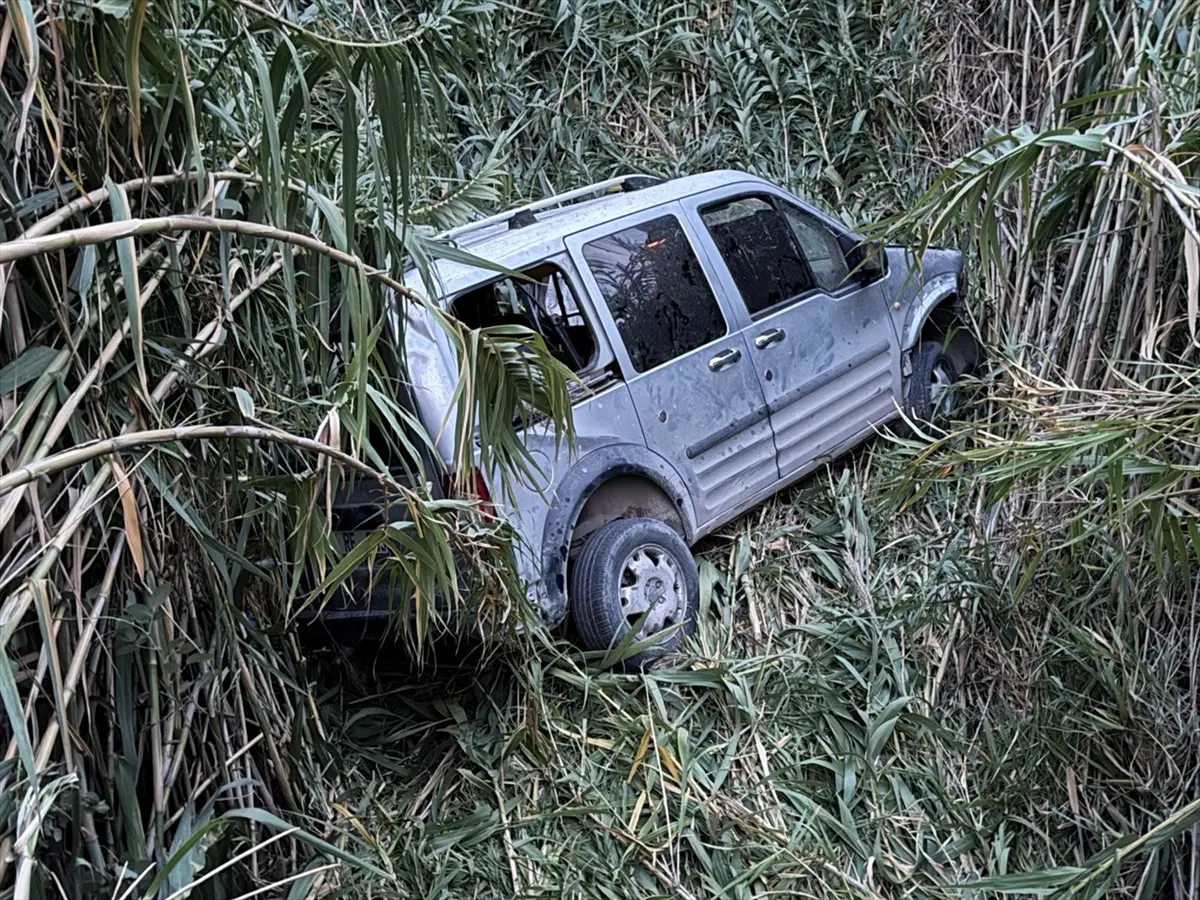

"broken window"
[582,215,726,373]
[451,263,597,374]
[700,195,815,314]
[701,194,854,314]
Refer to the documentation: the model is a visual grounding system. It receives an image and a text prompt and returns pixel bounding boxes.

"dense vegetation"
[0,0,1197,897]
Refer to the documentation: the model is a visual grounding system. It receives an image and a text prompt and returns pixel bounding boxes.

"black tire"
[903,342,958,430]
[944,330,983,379]
[570,518,699,670]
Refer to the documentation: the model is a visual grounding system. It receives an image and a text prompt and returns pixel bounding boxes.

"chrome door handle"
[754,328,785,349]
[708,347,742,372]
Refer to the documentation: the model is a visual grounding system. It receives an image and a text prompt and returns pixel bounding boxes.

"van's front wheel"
[570,518,699,670]
[903,342,958,428]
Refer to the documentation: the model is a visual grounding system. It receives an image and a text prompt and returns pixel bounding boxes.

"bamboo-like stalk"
[0,239,180,532]
[0,253,285,532]
[0,273,399,809]
[0,535,125,888]
[15,143,250,240]
[0,214,424,304]
[0,425,410,497]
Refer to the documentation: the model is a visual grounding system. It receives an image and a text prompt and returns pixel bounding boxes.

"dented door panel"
[749,287,900,476]
[680,185,902,479]
[622,330,775,524]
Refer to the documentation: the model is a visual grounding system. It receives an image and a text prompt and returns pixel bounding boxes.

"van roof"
[403,169,772,301]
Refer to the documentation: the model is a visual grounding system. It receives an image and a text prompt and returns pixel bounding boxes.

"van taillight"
[472,470,495,519]
[443,468,494,520]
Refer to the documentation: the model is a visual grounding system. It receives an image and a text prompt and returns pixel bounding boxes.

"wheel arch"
[902,273,963,350]
[539,444,696,625]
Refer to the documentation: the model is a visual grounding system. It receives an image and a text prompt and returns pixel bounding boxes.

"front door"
[682,189,900,477]
[568,204,778,527]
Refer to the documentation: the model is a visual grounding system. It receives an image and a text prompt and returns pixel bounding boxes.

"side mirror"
[838,234,885,282]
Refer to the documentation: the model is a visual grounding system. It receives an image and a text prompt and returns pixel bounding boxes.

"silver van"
[322,170,974,666]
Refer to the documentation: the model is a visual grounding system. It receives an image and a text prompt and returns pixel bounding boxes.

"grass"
[312,435,1200,898]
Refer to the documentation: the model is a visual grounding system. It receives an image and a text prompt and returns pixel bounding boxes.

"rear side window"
[450,263,597,374]
[582,215,726,373]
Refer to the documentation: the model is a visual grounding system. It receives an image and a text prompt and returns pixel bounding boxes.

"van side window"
[451,263,597,374]
[700,196,815,313]
[582,215,726,373]
[778,201,851,292]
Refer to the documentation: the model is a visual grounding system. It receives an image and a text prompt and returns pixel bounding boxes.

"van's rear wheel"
[570,518,698,669]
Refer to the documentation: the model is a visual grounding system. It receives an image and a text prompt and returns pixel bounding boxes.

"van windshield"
[451,263,597,374]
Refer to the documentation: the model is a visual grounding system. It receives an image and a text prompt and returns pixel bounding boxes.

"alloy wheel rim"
[930,362,954,418]
[617,544,685,640]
